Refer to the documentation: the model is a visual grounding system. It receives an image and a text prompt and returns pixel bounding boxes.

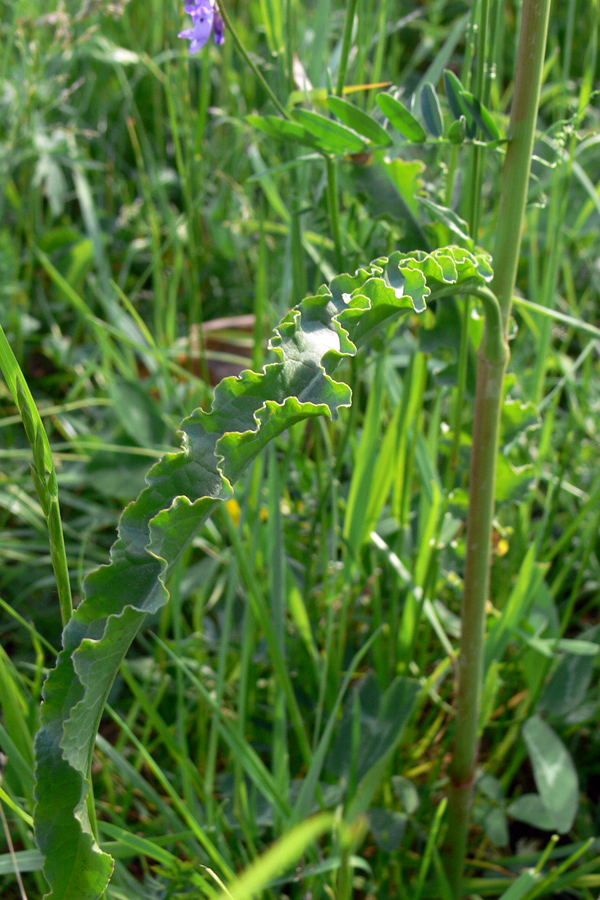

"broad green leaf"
[420,83,444,137]
[326,95,392,146]
[376,93,426,142]
[291,108,368,154]
[522,715,579,833]
[33,246,494,899]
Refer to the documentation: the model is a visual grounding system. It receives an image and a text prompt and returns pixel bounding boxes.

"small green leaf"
[421,83,444,137]
[326,95,392,146]
[472,801,509,848]
[458,90,502,140]
[441,76,478,137]
[447,117,467,143]
[291,108,368,154]
[376,93,426,142]
[443,69,465,121]
[522,715,579,832]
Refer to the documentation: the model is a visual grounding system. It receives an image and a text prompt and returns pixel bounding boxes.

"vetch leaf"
[447,117,467,143]
[246,114,320,149]
[291,108,368,154]
[376,93,426,142]
[326,96,392,146]
[421,83,444,137]
[522,715,579,833]
[443,69,465,121]
[33,246,495,899]
[458,89,502,140]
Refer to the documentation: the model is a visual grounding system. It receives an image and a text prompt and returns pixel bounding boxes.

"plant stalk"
[217,0,290,119]
[445,0,552,894]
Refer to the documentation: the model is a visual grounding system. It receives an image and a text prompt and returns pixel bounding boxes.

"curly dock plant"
[29,248,495,900]
[445,0,552,894]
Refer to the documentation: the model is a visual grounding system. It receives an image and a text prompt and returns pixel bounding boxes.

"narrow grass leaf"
[217,814,334,900]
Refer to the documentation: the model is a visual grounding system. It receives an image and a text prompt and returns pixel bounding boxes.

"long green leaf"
[33,247,493,900]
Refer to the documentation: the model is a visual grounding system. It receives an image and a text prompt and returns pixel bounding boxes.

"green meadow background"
[1,0,600,897]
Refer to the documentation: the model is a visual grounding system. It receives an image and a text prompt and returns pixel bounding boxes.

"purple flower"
[178,0,225,53]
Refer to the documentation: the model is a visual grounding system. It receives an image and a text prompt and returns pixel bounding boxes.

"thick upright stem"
[445,0,552,895]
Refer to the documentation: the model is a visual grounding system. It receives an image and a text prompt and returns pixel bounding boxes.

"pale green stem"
[336,0,359,98]
[445,0,553,895]
[217,0,290,119]
[326,157,343,271]
[326,0,359,271]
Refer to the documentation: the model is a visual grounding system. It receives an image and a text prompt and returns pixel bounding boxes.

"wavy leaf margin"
[33,247,493,899]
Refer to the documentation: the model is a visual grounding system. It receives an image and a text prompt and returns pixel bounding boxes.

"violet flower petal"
[178,7,214,53]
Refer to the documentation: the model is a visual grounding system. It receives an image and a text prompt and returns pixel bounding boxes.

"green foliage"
[1,0,600,898]
[33,246,492,899]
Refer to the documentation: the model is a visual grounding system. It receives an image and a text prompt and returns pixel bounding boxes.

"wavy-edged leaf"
[376,93,426,143]
[326,96,392,146]
[291,108,368,154]
[33,247,494,900]
[421,83,444,137]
